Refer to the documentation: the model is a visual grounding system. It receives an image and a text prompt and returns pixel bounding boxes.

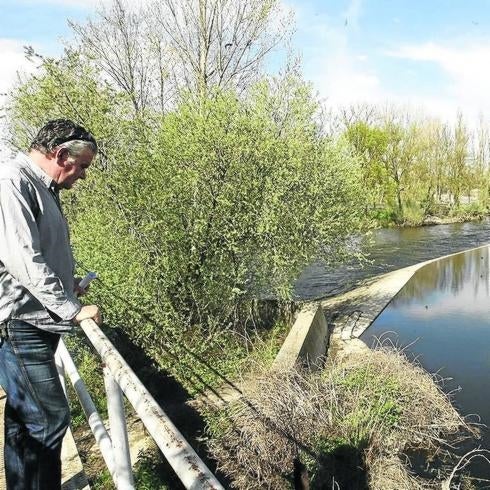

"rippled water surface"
[295,218,490,299]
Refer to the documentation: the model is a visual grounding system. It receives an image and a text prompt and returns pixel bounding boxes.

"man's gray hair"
[57,140,98,157]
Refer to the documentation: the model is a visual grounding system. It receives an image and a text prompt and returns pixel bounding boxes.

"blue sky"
[291,0,490,122]
[1,0,490,123]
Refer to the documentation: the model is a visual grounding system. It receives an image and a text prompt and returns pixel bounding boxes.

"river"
[294,218,490,300]
[360,244,490,482]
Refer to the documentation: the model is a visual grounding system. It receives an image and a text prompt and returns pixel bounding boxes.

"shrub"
[450,202,486,219]
[401,200,425,226]
[7,55,366,391]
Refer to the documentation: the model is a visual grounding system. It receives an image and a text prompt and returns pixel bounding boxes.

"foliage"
[133,447,171,490]
[91,447,173,489]
[91,468,113,490]
[6,52,364,393]
[345,121,391,211]
[7,50,130,152]
[449,201,487,219]
[206,347,477,489]
[398,200,425,226]
[343,110,490,227]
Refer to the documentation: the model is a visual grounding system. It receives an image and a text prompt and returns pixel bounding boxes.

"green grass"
[133,448,171,490]
[205,347,475,489]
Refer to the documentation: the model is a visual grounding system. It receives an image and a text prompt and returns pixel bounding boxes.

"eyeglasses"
[55,134,96,146]
[50,134,98,154]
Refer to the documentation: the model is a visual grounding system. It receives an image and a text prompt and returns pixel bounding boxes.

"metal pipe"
[79,319,224,490]
[55,348,67,397]
[104,366,134,490]
[56,340,116,477]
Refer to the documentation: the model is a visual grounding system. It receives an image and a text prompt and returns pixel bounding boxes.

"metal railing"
[55,319,224,490]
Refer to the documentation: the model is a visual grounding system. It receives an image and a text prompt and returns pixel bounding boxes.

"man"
[0,119,102,489]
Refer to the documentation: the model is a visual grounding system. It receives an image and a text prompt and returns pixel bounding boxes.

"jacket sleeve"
[0,178,81,321]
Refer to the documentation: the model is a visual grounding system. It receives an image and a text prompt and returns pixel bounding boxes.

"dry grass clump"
[205,346,478,489]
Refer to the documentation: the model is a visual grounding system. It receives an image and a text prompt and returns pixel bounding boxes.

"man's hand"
[74,305,102,325]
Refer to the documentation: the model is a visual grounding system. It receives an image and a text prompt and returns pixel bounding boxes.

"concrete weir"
[275,245,490,366]
[273,263,424,369]
[273,303,328,370]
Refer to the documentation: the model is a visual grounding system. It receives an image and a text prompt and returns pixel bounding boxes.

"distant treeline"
[340,106,490,226]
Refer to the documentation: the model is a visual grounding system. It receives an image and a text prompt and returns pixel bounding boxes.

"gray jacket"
[0,152,81,332]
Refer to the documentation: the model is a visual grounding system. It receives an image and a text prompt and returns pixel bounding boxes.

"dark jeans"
[0,320,70,490]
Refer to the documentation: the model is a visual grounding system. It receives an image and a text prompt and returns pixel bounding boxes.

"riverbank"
[207,346,475,489]
[205,254,483,488]
[375,208,490,229]
[411,212,487,227]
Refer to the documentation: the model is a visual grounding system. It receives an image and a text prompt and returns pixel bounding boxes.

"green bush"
[400,200,425,226]
[7,54,366,391]
[370,207,398,227]
[450,201,486,218]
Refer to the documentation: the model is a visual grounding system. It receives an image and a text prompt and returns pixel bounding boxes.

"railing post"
[79,319,224,490]
[55,348,67,397]
[56,340,116,478]
[104,366,135,490]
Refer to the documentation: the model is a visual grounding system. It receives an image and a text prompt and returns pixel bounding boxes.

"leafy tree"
[6,50,132,154]
[446,112,469,208]
[6,53,365,389]
[472,117,490,207]
[69,0,291,111]
[342,110,484,224]
[345,121,390,212]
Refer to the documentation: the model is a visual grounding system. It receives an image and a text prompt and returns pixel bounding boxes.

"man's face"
[57,147,95,189]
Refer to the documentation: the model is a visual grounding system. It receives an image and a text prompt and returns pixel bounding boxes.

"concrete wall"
[272,303,328,371]
[272,245,490,369]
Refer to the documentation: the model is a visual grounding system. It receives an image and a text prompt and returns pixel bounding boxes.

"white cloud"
[0,39,39,155]
[293,0,388,108]
[290,0,490,125]
[13,0,104,7]
[0,39,37,97]
[311,56,383,108]
[16,0,153,9]
[388,41,490,122]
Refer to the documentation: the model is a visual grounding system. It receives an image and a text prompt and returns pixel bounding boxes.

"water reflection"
[391,247,490,308]
[361,245,490,480]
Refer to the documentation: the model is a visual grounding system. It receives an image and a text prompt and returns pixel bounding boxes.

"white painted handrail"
[103,366,134,489]
[73,319,224,490]
[56,341,116,478]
